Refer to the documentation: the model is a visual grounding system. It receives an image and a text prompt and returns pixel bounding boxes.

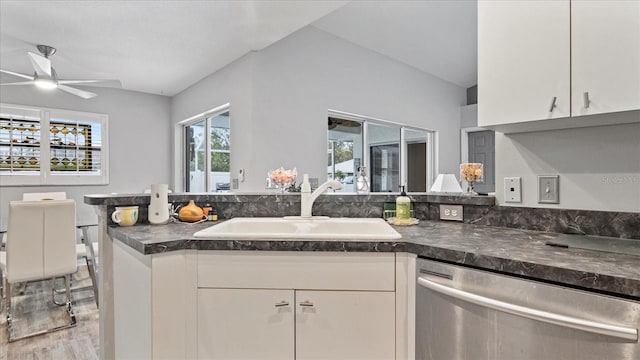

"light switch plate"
[440,204,463,221]
[538,175,559,204]
[504,177,522,203]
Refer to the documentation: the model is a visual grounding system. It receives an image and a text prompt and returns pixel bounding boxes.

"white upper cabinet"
[571,1,640,116]
[478,1,571,127]
[478,0,640,132]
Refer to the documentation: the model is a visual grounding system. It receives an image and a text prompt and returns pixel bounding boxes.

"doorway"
[467,130,495,193]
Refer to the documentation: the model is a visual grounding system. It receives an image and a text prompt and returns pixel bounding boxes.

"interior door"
[468,130,495,193]
[295,290,395,360]
[197,288,294,359]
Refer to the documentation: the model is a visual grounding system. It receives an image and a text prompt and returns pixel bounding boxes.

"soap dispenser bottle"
[396,186,411,220]
[356,166,369,194]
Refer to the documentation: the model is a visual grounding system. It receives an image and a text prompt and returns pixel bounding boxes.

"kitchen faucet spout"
[300,174,343,218]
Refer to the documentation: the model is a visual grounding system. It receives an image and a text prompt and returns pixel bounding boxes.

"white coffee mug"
[111,206,139,226]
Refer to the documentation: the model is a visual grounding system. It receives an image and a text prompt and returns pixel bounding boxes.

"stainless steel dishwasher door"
[415,258,640,360]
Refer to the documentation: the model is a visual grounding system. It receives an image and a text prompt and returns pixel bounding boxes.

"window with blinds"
[0,104,108,186]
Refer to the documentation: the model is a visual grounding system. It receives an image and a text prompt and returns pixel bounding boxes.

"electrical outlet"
[440,204,463,221]
[538,175,559,204]
[232,178,239,189]
[504,177,522,203]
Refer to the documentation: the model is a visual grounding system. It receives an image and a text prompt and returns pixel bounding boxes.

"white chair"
[2,199,78,342]
[16,192,98,306]
[22,192,67,201]
[1,192,66,249]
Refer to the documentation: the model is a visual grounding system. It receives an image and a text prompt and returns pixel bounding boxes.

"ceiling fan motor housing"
[36,44,56,58]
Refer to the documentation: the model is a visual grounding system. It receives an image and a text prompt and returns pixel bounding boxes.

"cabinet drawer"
[197,251,395,291]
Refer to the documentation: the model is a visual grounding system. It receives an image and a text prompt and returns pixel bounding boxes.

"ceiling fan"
[0,44,121,99]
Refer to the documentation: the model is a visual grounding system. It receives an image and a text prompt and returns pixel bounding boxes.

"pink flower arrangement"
[270,167,297,185]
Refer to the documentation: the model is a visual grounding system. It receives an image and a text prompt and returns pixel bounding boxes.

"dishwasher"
[415,258,640,360]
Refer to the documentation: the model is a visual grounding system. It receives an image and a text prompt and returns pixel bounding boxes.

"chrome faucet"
[300,174,343,218]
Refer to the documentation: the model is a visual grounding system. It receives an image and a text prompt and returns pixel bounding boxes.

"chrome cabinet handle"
[299,300,314,307]
[549,96,558,112]
[584,92,591,109]
[275,301,290,308]
[417,276,638,341]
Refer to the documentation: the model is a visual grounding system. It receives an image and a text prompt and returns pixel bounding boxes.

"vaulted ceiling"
[0,0,477,97]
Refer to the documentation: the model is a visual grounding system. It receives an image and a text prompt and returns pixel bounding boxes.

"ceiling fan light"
[34,78,58,89]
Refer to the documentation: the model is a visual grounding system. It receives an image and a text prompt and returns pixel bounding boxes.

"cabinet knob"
[583,92,591,109]
[549,96,558,112]
[299,300,314,307]
[275,301,290,308]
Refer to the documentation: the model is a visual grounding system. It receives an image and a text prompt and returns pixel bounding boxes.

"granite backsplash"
[87,193,639,240]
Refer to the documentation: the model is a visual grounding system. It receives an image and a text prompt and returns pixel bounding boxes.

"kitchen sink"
[193,217,402,240]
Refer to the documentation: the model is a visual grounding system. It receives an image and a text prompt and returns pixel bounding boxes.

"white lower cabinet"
[295,290,396,360]
[197,289,295,359]
[195,251,398,359]
[113,248,408,359]
[197,288,395,360]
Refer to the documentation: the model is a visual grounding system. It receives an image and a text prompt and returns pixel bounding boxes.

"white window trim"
[0,103,109,186]
[328,109,437,192]
[177,103,230,192]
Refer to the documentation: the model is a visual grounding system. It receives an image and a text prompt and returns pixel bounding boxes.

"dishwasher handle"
[417,276,638,342]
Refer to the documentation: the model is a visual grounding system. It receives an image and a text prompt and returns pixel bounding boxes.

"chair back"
[6,199,78,283]
[22,192,67,201]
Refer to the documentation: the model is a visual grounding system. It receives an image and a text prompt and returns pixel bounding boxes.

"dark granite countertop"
[107,220,640,299]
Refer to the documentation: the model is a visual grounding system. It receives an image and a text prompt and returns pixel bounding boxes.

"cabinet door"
[572,1,640,116]
[478,0,570,126]
[296,290,395,360]
[197,289,294,359]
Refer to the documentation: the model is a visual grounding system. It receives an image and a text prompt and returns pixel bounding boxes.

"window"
[328,117,362,192]
[183,106,230,192]
[0,104,108,186]
[327,110,434,193]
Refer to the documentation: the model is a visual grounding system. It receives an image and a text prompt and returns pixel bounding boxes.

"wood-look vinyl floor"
[0,266,99,360]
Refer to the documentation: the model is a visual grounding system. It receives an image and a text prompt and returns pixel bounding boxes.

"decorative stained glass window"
[0,104,108,186]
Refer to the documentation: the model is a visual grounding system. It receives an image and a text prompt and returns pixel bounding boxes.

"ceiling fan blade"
[28,51,52,77]
[58,79,122,88]
[0,69,35,80]
[0,81,36,86]
[58,85,97,99]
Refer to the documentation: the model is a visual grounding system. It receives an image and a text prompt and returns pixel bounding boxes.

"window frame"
[0,103,109,186]
[178,103,231,193]
[327,109,436,193]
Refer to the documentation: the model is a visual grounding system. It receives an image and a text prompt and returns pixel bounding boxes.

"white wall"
[171,54,254,191]
[171,26,466,192]
[0,85,172,224]
[495,122,640,212]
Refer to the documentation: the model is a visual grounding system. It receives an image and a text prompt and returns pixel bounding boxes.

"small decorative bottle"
[356,166,370,194]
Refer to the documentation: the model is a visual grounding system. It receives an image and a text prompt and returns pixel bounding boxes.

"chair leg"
[51,257,98,307]
[6,278,14,341]
[0,268,4,314]
[8,274,77,342]
[0,270,7,314]
[51,277,67,306]
[86,257,99,308]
